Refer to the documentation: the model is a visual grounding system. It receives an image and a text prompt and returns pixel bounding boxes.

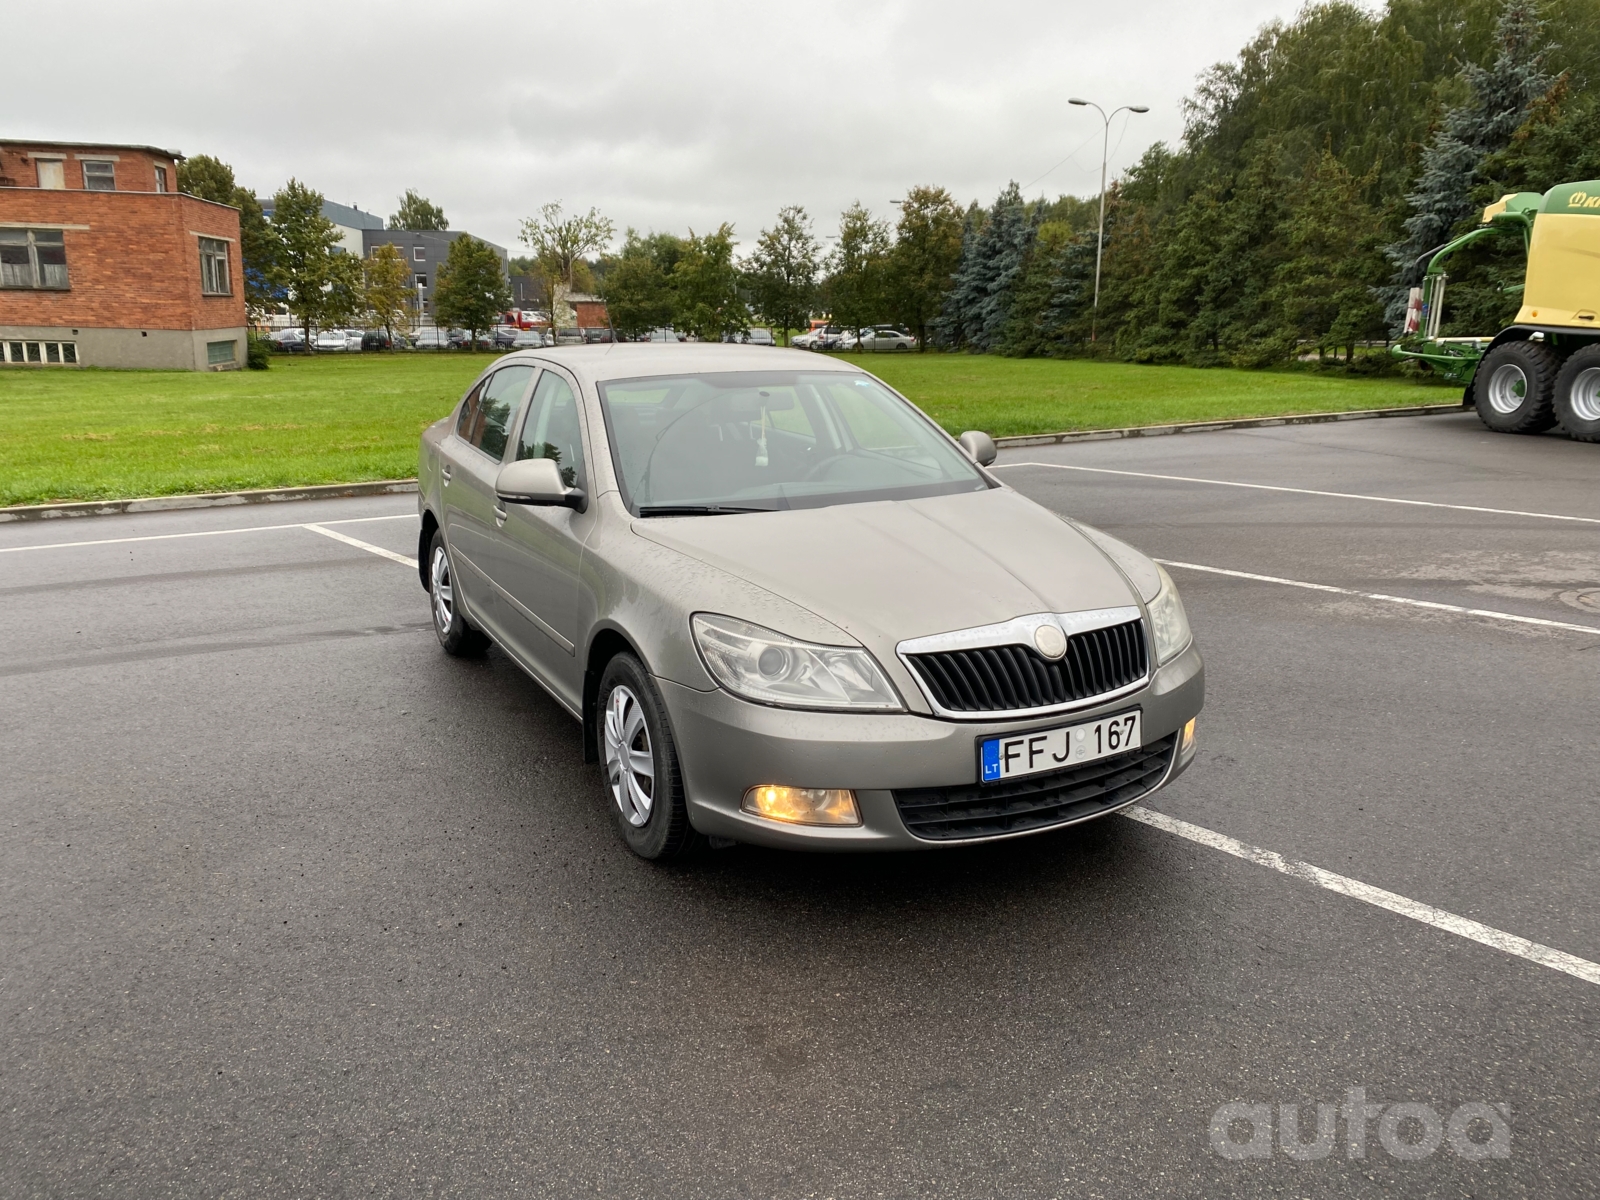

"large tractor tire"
[1473,340,1560,434]
[1553,344,1600,443]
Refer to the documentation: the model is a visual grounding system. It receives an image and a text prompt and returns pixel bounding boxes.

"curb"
[0,479,419,524]
[991,402,1465,448]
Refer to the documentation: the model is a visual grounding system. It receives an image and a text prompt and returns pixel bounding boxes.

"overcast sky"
[6,0,1315,255]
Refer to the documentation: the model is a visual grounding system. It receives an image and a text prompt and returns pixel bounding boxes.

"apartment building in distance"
[0,139,246,370]
[361,228,509,321]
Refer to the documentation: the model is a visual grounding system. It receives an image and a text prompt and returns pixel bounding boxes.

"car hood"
[633,486,1141,652]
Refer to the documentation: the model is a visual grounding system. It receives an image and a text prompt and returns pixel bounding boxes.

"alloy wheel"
[604,686,655,827]
[430,544,454,635]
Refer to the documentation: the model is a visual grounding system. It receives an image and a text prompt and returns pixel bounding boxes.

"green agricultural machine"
[1395,179,1600,442]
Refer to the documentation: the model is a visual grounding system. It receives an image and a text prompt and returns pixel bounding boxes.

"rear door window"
[458,365,536,459]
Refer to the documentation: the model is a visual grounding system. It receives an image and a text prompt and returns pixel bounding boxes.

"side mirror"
[496,457,585,510]
[958,430,998,467]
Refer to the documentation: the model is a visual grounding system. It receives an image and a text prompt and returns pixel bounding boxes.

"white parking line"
[1157,559,1600,636]
[994,461,1600,525]
[1124,806,1600,988]
[303,523,418,568]
[0,513,415,555]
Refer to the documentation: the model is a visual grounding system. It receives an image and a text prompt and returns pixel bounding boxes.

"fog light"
[1180,718,1197,755]
[741,785,861,827]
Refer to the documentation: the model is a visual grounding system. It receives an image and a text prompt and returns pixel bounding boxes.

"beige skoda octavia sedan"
[417,345,1203,859]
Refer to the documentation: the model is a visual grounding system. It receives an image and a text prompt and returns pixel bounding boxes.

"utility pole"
[1068,98,1148,342]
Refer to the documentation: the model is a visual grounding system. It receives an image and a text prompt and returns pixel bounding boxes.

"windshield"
[597,371,990,514]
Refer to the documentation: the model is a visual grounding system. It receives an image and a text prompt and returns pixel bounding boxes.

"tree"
[1274,151,1388,363]
[1382,0,1555,329]
[601,230,683,339]
[744,206,820,344]
[433,236,512,346]
[824,203,892,347]
[938,183,1035,351]
[519,202,615,327]
[269,179,362,346]
[670,225,746,341]
[886,185,964,351]
[177,153,282,323]
[363,243,415,345]
[389,190,448,231]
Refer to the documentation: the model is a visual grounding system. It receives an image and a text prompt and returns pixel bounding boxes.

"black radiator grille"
[893,735,1176,841]
[907,618,1147,714]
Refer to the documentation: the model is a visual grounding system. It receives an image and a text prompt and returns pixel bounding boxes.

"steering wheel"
[798,451,852,482]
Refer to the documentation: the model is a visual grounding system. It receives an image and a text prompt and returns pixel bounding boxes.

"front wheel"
[427,529,488,656]
[1554,344,1600,443]
[1474,341,1559,433]
[598,652,697,860]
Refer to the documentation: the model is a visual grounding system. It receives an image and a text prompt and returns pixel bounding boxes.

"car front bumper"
[661,642,1204,850]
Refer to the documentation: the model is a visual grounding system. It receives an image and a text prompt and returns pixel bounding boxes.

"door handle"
[493,505,507,527]
[441,465,452,485]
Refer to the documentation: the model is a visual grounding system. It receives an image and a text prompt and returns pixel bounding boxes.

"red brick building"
[0,140,246,370]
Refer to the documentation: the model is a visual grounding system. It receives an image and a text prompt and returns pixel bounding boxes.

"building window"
[0,229,69,289]
[413,246,426,262]
[199,237,231,295]
[35,159,65,189]
[415,274,428,288]
[3,340,77,365]
[82,160,116,190]
[154,165,169,192]
[207,340,237,366]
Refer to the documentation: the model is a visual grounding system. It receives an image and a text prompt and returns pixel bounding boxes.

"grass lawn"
[0,350,1453,506]
[855,351,1453,438]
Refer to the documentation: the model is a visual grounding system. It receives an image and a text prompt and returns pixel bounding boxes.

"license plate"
[980,711,1141,783]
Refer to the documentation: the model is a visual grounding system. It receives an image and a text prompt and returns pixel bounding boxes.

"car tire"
[1553,343,1600,443]
[1473,340,1559,433]
[427,529,488,656]
[598,652,698,861]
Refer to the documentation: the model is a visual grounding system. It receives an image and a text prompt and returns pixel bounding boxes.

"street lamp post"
[1068,98,1148,342]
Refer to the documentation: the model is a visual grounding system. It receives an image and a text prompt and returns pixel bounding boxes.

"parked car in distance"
[511,329,550,349]
[858,327,917,352]
[645,328,685,343]
[362,329,409,351]
[268,328,307,352]
[417,345,1203,862]
[553,328,585,345]
[492,326,521,349]
[412,328,451,350]
[314,329,350,352]
[722,328,777,346]
[582,327,614,344]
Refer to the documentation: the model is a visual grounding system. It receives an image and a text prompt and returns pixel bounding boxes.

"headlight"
[691,613,903,711]
[1147,565,1192,664]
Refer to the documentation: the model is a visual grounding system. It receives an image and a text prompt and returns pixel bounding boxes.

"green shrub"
[245,337,272,370]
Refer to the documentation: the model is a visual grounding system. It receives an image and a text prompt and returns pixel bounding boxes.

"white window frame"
[81,159,116,191]
[154,165,169,193]
[198,236,231,296]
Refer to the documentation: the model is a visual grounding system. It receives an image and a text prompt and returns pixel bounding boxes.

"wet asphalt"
[1,409,1596,1199]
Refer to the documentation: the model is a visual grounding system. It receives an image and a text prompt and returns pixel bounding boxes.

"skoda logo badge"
[1034,623,1067,659]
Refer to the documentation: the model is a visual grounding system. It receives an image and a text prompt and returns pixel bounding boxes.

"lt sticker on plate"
[980,711,1141,783]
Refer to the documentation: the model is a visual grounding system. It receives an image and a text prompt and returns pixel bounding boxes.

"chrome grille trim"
[897,607,1150,720]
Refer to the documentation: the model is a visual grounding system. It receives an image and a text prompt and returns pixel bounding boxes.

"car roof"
[499,343,867,386]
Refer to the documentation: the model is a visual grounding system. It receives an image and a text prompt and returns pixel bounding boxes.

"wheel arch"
[417,509,439,592]
[583,623,646,763]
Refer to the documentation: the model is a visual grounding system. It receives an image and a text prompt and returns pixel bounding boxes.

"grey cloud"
[4,0,1299,250]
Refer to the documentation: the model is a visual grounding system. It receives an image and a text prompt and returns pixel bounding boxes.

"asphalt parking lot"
[3,408,1597,1199]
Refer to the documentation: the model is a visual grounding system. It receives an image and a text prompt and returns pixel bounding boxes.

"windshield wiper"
[637,504,776,517]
